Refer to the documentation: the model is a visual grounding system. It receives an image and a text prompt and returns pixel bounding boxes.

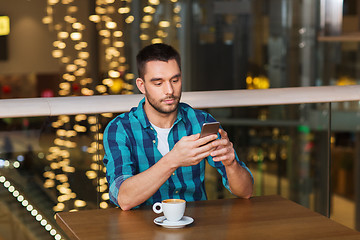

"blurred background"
[0,0,360,239]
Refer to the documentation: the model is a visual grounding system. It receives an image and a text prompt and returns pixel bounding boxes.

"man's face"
[138,59,182,114]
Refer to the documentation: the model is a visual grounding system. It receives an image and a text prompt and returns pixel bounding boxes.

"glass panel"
[0,114,113,240]
[1,101,359,237]
[0,116,68,239]
[204,103,331,217]
[330,100,360,230]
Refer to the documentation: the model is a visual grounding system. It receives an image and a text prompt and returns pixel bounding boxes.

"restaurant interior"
[0,0,360,239]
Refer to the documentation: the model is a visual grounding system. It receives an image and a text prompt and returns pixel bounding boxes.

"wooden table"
[56,195,360,240]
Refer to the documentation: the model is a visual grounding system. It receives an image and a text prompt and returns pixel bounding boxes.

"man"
[103,43,253,210]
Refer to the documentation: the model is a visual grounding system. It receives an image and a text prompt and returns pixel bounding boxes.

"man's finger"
[219,129,228,138]
[196,134,217,147]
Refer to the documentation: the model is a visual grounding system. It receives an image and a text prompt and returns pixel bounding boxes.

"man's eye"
[172,78,179,83]
[154,82,161,86]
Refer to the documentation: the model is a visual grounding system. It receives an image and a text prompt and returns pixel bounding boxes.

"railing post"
[327,102,332,218]
[355,132,360,230]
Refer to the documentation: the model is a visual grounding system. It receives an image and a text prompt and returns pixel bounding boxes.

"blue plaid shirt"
[103,98,253,208]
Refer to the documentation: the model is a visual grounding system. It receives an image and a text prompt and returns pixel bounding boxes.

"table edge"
[56,212,79,240]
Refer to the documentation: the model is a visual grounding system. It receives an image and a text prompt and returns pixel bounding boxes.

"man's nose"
[164,81,174,95]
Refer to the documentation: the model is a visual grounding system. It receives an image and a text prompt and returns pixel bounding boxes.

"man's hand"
[210,129,236,166]
[166,133,218,168]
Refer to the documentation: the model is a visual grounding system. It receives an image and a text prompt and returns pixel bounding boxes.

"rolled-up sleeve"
[103,119,134,207]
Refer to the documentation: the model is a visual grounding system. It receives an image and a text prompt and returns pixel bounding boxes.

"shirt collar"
[134,97,184,129]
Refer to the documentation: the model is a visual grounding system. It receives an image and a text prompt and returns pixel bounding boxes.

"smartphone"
[200,122,220,138]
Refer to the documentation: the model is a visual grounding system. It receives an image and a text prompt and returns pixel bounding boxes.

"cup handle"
[152,202,163,214]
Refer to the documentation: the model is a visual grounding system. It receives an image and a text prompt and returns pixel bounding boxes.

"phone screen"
[200,122,220,138]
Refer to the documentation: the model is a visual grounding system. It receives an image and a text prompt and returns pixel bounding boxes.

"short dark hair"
[136,43,181,79]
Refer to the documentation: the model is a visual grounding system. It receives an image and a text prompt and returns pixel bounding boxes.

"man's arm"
[210,129,253,199]
[118,133,218,210]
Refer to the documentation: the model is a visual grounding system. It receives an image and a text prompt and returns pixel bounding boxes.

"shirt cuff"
[109,175,132,207]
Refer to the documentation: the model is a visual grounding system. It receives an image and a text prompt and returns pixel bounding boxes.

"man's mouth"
[163,98,176,104]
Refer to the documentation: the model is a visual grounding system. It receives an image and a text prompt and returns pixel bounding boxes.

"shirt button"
[150,127,154,130]
[175,191,179,194]
[152,140,156,144]
[172,173,175,176]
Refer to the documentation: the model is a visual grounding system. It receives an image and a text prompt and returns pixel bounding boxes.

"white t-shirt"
[150,123,171,156]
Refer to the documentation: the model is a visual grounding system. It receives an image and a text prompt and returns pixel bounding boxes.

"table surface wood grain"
[55,195,360,240]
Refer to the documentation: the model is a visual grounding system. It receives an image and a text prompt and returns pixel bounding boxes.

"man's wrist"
[223,157,237,167]
[161,152,179,171]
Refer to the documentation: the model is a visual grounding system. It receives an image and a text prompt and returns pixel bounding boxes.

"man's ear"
[136,78,145,94]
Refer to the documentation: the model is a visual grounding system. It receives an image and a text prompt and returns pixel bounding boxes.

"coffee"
[163,199,185,204]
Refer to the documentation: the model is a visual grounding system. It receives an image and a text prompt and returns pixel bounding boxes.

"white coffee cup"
[152,199,186,222]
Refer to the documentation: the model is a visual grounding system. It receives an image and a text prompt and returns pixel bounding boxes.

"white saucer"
[154,216,194,228]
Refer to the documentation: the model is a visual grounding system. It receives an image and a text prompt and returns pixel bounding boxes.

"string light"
[42,0,146,216]
[139,1,181,51]
[41,0,95,206]
[0,175,63,240]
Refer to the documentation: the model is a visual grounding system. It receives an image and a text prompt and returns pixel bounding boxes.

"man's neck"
[143,104,177,129]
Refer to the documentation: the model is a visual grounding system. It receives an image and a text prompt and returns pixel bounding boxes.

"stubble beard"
[146,93,181,114]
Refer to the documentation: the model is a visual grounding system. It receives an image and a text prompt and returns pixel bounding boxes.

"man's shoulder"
[179,102,211,117]
[106,107,137,128]
[179,102,215,124]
